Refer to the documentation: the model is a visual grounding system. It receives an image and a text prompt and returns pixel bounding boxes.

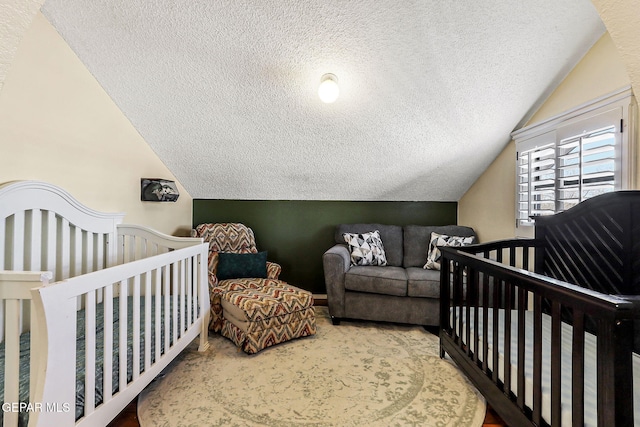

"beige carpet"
[138,307,485,427]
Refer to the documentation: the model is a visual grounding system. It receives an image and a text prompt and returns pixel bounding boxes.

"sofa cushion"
[342,230,388,266]
[403,225,476,268]
[345,266,407,297]
[336,224,403,267]
[406,267,441,298]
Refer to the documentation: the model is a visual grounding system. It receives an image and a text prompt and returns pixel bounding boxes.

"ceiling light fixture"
[318,73,339,103]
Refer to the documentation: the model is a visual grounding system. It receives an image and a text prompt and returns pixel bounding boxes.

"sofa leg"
[331,316,341,325]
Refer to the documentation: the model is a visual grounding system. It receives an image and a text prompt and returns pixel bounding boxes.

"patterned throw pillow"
[343,230,388,266]
[424,232,474,270]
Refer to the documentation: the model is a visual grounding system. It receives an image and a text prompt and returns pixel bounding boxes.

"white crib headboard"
[0,181,125,281]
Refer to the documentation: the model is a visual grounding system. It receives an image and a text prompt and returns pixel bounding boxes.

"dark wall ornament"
[141,178,180,202]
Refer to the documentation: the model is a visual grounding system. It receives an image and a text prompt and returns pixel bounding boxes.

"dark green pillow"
[217,251,268,280]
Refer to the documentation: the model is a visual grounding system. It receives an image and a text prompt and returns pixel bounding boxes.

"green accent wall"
[193,200,458,294]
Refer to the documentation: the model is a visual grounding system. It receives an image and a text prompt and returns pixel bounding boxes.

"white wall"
[0,12,192,235]
[458,32,633,242]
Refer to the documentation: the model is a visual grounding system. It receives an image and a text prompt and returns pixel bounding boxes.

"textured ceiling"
[0,0,43,93]
[41,1,605,201]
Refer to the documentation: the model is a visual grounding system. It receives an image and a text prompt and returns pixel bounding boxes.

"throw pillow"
[343,230,388,266]
[216,251,268,280]
[424,232,474,270]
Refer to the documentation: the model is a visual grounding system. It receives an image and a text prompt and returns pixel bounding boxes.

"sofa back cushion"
[335,224,403,267]
[403,225,476,268]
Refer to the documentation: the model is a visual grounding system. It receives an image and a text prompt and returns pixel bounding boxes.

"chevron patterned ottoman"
[219,279,316,354]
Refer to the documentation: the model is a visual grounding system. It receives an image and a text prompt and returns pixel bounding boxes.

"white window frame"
[513,87,636,238]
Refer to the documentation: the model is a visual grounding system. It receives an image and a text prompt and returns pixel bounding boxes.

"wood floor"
[107,400,508,427]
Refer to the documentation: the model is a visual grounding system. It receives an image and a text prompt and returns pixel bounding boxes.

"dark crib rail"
[440,239,638,427]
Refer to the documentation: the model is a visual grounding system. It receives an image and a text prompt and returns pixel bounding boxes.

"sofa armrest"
[322,244,351,319]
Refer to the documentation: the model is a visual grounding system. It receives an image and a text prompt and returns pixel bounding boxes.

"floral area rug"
[138,307,485,426]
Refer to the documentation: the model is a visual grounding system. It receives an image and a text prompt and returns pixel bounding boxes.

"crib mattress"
[0,296,178,427]
[452,307,640,426]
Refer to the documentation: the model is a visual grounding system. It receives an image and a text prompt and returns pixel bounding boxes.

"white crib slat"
[144,271,152,371]
[172,262,179,342]
[85,290,97,415]
[44,211,57,279]
[12,211,25,270]
[96,233,105,271]
[192,257,197,325]
[119,280,128,391]
[3,299,21,427]
[72,226,82,277]
[187,259,192,327]
[180,259,185,334]
[103,285,114,403]
[28,209,42,270]
[155,267,162,363]
[160,266,167,359]
[129,235,136,263]
[117,233,125,265]
[84,232,94,275]
[0,217,5,270]
[132,275,141,381]
[141,238,147,259]
[29,300,39,404]
[59,218,70,280]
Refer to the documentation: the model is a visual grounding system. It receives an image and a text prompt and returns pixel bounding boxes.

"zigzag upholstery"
[192,223,315,353]
[193,223,283,329]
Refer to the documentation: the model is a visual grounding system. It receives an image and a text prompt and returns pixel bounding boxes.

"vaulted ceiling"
[40,1,605,201]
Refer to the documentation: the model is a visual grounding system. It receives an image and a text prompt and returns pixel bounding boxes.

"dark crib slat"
[453,264,463,346]
[551,301,562,426]
[472,270,480,364]
[482,272,490,374]
[533,295,543,425]
[465,268,476,358]
[503,283,512,397]
[440,258,451,340]
[597,317,634,426]
[517,288,526,410]
[572,310,585,427]
[492,279,500,383]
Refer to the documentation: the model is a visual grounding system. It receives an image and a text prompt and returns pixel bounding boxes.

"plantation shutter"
[513,88,634,237]
[555,107,621,212]
[517,133,555,227]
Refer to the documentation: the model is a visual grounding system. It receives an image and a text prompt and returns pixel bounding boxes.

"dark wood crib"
[439,191,640,426]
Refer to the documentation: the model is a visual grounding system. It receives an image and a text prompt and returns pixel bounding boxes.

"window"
[514,87,636,236]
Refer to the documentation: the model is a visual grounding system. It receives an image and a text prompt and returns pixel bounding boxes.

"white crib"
[0,181,210,427]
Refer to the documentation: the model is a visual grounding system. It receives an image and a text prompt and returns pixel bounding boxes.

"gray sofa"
[322,223,476,326]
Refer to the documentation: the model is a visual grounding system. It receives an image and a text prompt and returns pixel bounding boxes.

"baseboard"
[313,294,327,306]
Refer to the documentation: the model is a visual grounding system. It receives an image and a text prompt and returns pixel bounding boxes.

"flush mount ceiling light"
[318,73,339,103]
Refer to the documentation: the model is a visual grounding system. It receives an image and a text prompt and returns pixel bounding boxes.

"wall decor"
[141,178,179,202]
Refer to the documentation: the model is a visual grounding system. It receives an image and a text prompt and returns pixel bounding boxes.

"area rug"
[138,307,485,427]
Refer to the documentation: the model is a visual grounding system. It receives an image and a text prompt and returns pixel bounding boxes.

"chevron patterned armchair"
[192,223,316,354]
